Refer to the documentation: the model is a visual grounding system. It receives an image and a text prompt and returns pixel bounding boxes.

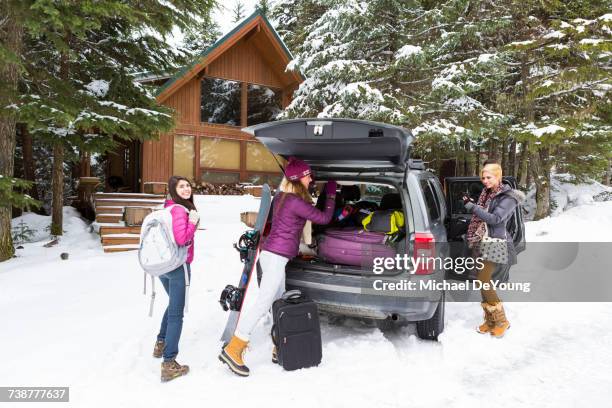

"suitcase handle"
[281,290,304,303]
[270,324,278,346]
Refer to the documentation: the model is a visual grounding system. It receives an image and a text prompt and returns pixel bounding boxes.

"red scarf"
[466,183,503,248]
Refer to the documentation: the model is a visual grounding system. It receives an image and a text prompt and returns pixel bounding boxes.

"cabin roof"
[155,10,302,103]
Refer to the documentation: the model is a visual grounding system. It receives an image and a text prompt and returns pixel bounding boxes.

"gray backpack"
[138,204,191,316]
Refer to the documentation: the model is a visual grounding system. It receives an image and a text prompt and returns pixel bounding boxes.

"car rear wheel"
[416,292,445,341]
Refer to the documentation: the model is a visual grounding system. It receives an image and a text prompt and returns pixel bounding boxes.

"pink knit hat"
[285,157,312,181]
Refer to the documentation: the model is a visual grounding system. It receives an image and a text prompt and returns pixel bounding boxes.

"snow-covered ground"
[522,173,611,219]
[1,193,612,408]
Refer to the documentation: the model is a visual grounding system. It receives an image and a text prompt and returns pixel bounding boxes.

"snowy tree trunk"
[530,148,551,220]
[518,142,529,188]
[0,7,23,261]
[50,143,65,236]
[488,138,499,162]
[50,48,69,237]
[509,138,517,179]
[501,137,508,174]
[21,124,39,201]
[464,139,473,176]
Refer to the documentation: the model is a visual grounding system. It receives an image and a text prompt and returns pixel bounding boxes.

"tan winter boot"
[272,346,278,364]
[219,336,250,377]
[487,302,511,338]
[153,340,164,358]
[161,359,189,382]
[476,302,494,334]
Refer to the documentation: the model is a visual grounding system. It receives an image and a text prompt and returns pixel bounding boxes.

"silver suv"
[245,118,525,341]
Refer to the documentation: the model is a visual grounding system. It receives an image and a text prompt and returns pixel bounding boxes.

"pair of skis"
[220,184,272,344]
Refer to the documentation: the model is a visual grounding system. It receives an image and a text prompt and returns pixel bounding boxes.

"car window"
[429,178,446,219]
[420,179,440,223]
[361,184,397,205]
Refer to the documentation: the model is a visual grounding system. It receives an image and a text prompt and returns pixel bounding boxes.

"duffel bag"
[316,227,395,267]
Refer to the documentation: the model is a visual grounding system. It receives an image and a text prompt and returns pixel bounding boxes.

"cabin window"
[245,142,282,173]
[201,77,241,125]
[247,173,283,185]
[173,135,194,179]
[201,171,240,184]
[247,84,282,126]
[199,137,240,170]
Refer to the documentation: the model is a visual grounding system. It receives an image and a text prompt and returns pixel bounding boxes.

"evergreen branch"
[534,79,609,101]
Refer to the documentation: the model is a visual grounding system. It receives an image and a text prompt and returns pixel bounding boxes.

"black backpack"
[271,290,322,371]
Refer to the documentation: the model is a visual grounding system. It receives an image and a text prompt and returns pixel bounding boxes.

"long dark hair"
[168,176,196,211]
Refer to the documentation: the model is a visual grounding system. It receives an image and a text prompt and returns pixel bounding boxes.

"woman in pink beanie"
[220,157,337,376]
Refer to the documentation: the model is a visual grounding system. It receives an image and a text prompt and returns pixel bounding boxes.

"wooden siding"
[207,39,286,88]
[141,132,173,190]
[164,77,200,125]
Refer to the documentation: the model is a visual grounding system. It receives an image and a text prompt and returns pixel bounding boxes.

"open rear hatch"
[243,118,414,173]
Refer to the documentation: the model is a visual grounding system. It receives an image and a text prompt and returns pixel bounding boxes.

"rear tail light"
[414,232,435,275]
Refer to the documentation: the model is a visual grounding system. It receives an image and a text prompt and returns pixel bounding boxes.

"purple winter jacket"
[262,193,335,259]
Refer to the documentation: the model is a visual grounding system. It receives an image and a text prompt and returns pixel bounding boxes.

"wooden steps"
[99,225,142,235]
[95,199,164,208]
[101,233,140,246]
[94,192,166,253]
[96,213,123,223]
[102,244,141,253]
[94,192,165,200]
[95,206,124,214]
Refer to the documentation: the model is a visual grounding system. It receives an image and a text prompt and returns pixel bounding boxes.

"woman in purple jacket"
[220,157,337,377]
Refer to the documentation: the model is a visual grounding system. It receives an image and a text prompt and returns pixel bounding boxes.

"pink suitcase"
[316,228,396,267]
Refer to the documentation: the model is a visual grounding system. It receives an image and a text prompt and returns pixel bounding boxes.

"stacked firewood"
[195,182,246,195]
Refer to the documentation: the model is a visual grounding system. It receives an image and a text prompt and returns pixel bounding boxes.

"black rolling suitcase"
[271,290,322,371]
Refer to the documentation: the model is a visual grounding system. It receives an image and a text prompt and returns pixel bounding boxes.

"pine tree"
[271,0,329,53]
[233,1,246,23]
[181,11,221,57]
[256,0,271,17]
[276,0,611,219]
[0,0,27,260]
[1,0,217,259]
[279,0,411,123]
[504,2,611,219]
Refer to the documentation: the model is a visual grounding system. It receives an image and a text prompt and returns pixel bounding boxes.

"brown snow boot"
[487,302,511,338]
[219,336,250,377]
[161,359,189,382]
[153,340,165,358]
[272,346,278,364]
[476,302,494,334]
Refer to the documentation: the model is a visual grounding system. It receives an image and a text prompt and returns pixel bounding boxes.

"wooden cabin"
[105,11,303,192]
[91,11,302,252]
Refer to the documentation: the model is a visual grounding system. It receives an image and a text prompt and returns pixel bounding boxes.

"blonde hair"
[480,163,503,183]
[279,176,313,204]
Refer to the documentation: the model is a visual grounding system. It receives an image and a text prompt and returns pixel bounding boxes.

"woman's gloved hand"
[462,195,475,212]
[188,210,200,225]
[325,181,337,197]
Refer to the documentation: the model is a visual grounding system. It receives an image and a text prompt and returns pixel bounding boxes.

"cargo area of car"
[282,180,410,277]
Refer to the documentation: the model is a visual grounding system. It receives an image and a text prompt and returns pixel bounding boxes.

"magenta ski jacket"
[165,199,196,264]
[263,192,335,259]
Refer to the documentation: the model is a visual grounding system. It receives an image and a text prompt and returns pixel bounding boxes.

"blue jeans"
[157,264,191,361]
